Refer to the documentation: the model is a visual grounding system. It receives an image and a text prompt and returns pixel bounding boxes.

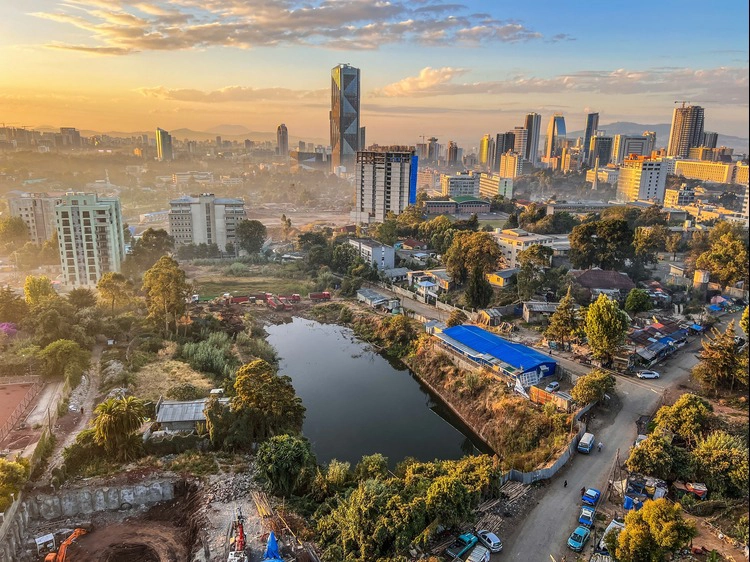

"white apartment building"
[617,157,667,203]
[499,152,524,179]
[169,194,246,251]
[479,173,513,199]
[8,192,63,244]
[55,193,126,286]
[585,167,620,185]
[347,238,395,270]
[664,185,696,208]
[353,148,417,224]
[493,228,556,269]
[440,172,480,198]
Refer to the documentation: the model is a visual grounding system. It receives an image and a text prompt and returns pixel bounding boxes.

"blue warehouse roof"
[439,325,557,376]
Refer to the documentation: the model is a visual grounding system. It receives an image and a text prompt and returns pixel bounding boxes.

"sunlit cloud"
[137,85,327,102]
[29,0,556,54]
[372,65,749,103]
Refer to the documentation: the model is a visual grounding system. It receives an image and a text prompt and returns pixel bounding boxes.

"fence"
[0,377,43,443]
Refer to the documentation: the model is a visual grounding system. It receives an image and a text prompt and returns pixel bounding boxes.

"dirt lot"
[0,383,36,431]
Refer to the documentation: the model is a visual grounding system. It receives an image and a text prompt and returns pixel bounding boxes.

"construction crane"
[674,100,691,108]
[44,528,87,562]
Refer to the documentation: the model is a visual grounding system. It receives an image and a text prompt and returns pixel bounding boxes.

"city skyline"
[0,1,747,146]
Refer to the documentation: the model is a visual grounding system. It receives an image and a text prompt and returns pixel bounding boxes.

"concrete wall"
[0,481,175,561]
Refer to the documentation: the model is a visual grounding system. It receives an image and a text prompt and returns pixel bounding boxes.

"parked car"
[578,432,595,454]
[634,434,648,448]
[567,526,591,552]
[544,381,560,393]
[636,370,660,379]
[582,488,602,506]
[579,506,595,528]
[445,533,477,559]
[466,544,490,562]
[476,530,503,553]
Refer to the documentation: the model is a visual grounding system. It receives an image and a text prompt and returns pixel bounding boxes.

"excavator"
[44,528,87,562]
[227,507,247,562]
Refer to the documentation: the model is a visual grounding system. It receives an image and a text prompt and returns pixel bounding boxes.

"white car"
[544,381,561,393]
[636,370,660,379]
[477,530,503,553]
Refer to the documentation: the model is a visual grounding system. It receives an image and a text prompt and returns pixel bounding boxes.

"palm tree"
[93,396,146,460]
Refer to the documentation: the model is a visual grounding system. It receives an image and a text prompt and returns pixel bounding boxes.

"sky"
[0,0,748,148]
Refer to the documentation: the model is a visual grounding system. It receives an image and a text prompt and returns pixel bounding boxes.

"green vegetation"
[92,396,148,462]
[23,275,56,306]
[652,394,714,446]
[544,287,578,347]
[696,231,749,288]
[692,321,748,395]
[624,288,653,314]
[464,264,493,309]
[256,434,315,497]
[584,294,630,363]
[236,219,268,254]
[444,231,503,285]
[97,272,133,313]
[181,331,239,380]
[121,228,175,280]
[0,457,30,511]
[570,369,615,405]
[142,256,190,336]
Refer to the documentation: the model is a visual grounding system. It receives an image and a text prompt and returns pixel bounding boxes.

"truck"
[279,294,301,302]
[266,295,285,311]
[44,528,87,562]
[444,533,478,560]
[466,544,490,562]
[309,291,331,302]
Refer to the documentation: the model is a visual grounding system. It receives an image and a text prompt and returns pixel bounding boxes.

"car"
[636,370,660,379]
[476,530,503,553]
[634,434,648,448]
[567,525,591,552]
[544,381,560,393]
[579,506,596,528]
[582,488,602,506]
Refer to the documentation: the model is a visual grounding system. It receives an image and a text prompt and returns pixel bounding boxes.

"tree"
[692,321,747,395]
[570,369,615,405]
[653,394,714,446]
[142,256,190,336]
[691,431,749,497]
[121,228,174,278]
[371,219,399,246]
[23,275,55,306]
[298,232,328,251]
[584,294,630,362]
[0,285,28,324]
[742,306,749,337]
[696,232,749,288]
[624,288,652,314]
[516,244,553,301]
[633,226,666,265]
[464,265,493,309]
[255,434,314,497]
[505,213,519,228]
[331,243,359,273]
[625,437,676,480]
[92,396,147,461]
[569,219,634,270]
[446,309,468,327]
[444,231,503,285]
[425,475,473,527]
[66,287,97,310]
[280,214,293,241]
[665,233,684,261]
[97,272,133,313]
[0,216,28,252]
[236,219,268,254]
[39,339,90,380]
[615,499,696,562]
[355,453,389,481]
[544,287,578,348]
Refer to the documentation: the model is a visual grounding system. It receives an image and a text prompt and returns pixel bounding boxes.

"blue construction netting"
[441,325,557,374]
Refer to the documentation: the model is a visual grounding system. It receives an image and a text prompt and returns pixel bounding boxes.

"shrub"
[166,382,204,401]
[167,451,219,476]
[62,428,106,476]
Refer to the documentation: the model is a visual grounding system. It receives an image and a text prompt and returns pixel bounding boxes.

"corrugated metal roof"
[440,325,557,374]
[156,398,230,423]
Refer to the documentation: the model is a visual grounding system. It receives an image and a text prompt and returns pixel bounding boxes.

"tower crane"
[674,100,691,108]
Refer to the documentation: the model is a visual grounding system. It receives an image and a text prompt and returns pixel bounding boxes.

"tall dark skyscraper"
[545,114,566,159]
[667,104,704,158]
[155,127,173,161]
[447,141,458,166]
[524,112,541,165]
[582,112,599,161]
[277,123,288,158]
[330,64,361,171]
[493,132,516,172]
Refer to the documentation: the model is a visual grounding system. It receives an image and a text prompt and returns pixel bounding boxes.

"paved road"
[506,309,744,560]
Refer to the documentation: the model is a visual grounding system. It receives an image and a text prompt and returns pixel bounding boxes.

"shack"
[155,397,230,432]
[356,288,390,308]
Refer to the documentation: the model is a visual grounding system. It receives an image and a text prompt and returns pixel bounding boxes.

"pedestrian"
[581,487,586,497]
[564,480,568,487]
[598,442,603,452]
[80,407,84,416]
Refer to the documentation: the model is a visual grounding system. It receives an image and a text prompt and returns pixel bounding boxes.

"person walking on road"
[598,442,603,452]
[581,487,586,497]
[564,480,568,487]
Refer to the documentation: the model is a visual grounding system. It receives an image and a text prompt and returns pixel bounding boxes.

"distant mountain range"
[568,121,748,153]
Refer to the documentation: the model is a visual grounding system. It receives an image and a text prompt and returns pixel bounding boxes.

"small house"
[522,301,560,323]
[477,308,504,326]
[486,268,519,288]
[155,398,230,433]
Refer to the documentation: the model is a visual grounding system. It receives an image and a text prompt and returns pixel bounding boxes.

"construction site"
[12,470,320,562]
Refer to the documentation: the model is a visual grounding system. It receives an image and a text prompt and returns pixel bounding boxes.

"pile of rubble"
[204,471,256,504]
[474,481,532,536]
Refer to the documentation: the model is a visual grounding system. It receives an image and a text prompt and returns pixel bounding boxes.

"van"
[578,432,595,454]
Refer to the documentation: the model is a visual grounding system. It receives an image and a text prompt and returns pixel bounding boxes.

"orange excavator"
[44,528,87,562]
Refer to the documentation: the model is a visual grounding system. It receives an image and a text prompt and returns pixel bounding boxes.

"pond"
[265,317,490,467]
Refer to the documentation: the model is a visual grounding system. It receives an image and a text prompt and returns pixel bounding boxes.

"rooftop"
[156,398,230,424]
[570,269,636,291]
[451,196,487,204]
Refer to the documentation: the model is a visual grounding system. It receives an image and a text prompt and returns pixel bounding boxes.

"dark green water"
[266,317,490,466]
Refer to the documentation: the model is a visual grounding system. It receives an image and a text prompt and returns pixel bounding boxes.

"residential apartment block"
[55,193,126,286]
[493,228,556,269]
[169,194,246,251]
[347,238,395,270]
[617,156,667,203]
[479,173,513,199]
[440,172,480,197]
[353,148,417,224]
[8,192,63,244]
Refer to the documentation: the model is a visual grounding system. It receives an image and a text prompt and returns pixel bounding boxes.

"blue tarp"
[691,324,705,332]
[707,304,722,312]
[440,325,557,376]
[262,531,283,562]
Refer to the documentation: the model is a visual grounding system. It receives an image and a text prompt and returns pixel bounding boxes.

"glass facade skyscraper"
[330,64,361,171]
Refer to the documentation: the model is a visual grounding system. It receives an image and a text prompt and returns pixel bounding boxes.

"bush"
[62,428,106,476]
[167,451,219,476]
[0,457,30,511]
[166,382,205,401]
[145,433,209,456]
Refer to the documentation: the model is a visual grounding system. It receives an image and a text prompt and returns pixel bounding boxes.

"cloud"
[136,85,327,102]
[372,65,749,103]
[29,0,556,54]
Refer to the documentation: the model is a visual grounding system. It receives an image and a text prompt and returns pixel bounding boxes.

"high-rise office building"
[701,131,718,149]
[479,134,493,168]
[499,152,524,179]
[511,128,527,160]
[330,64,361,171]
[588,134,613,166]
[353,148,417,224]
[277,124,289,158]
[169,194,246,251]
[441,172,480,197]
[612,135,651,165]
[55,193,126,286]
[544,114,566,159]
[617,156,667,203]
[59,127,81,148]
[493,132,516,172]
[155,128,173,161]
[524,112,541,165]
[643,131,657,155]
[667,104,705,158]
[8,192,63,245]
[582,112,599,161]
[447,141,459,166]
